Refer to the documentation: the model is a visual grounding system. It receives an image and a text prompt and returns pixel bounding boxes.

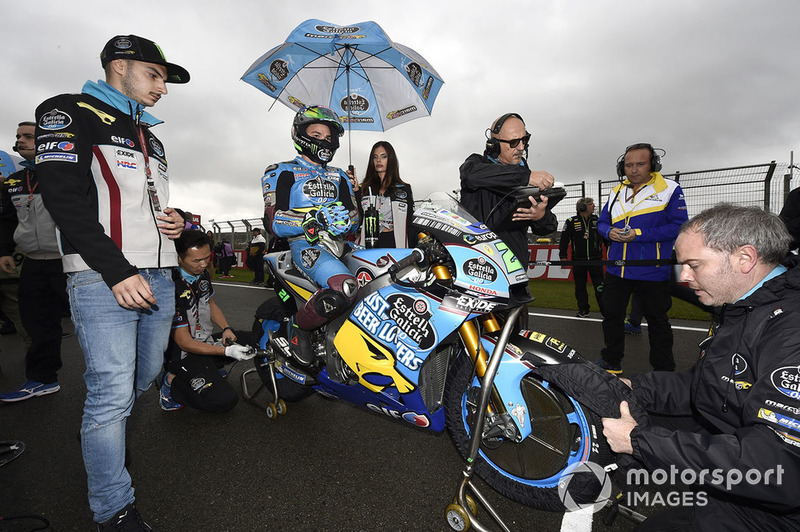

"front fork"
[430,264,508,417]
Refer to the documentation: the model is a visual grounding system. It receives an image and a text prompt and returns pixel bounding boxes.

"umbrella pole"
[346,64,353,170]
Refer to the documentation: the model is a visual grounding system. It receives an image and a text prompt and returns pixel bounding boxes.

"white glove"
[224,344,255,361]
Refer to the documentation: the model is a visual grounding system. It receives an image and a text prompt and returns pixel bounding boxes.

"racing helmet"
[291,105,345,165]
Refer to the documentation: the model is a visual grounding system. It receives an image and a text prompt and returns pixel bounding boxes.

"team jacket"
[34,80,178,288]
[630,263,800,513]
[0,163,60,259]
[597,172,687,281]
[169,268,214,362]
[558,213,603,261]
[459,153,557,269]
[357,183,416,248]
[262,156,360,240]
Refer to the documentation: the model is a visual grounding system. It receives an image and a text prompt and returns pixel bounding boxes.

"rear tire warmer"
[444,353,614,511]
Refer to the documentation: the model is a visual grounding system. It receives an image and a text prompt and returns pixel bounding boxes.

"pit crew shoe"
[0,380,61,403]
[158,375,183,412]
[593,357,623,375]
[96,502,152,532]
[624,319,642,335]
[576,310,590,318]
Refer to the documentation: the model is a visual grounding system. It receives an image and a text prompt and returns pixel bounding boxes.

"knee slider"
[315,274,358,319]
[313,289,349,319]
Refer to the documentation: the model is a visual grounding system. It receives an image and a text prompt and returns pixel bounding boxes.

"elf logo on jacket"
[77,102,116,125]
[111,136,135,148]
[149,138,164,157]
[39,109,72,130]
[38,141,73,152]
[771,366,800,400]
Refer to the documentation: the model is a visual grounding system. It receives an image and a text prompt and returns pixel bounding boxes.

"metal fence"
[207,161,798,249]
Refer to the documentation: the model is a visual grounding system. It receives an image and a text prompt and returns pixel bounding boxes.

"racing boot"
[288,318,314,367]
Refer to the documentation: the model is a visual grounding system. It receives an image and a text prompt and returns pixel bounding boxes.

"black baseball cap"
[101,35,190,84]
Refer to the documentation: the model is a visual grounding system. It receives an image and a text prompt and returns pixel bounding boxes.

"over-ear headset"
[484,112,525,159]
[616,143,663,178]
[576,197,593,213]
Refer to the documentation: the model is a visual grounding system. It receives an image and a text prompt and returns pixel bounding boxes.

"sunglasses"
[496,133,531,149]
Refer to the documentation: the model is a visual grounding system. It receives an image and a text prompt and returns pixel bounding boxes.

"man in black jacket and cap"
[603,204,800,530]
[459,113,557,270]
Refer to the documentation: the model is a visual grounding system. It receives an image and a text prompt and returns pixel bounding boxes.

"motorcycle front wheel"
[444,353,613,511]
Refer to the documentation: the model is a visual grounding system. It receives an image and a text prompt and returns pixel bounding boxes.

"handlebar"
[388,248,427,287]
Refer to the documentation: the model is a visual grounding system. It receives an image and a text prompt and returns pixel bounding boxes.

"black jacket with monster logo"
[631,261,800,514]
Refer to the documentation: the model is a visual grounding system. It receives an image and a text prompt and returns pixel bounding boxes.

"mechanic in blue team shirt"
[261,105,360,366]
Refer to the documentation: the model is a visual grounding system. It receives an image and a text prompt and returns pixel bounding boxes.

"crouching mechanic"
[159,230,255,412]
[603,205,800,530]
[262,106,360,365]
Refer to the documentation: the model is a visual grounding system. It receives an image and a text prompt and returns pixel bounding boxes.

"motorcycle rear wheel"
[444,353,613,511]
[253,354,314,402]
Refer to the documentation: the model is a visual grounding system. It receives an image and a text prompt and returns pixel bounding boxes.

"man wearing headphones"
[0,121,68,403]
[559,197,605,318]
[459,113,557,269]
[596,144,687,374]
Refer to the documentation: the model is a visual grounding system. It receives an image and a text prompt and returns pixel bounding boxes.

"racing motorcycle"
[247,190,612,512]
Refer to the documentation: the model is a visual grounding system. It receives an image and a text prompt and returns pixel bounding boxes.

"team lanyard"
[136,124,163,213]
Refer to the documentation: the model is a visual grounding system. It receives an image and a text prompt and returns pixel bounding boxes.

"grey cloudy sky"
[2,0,799,225]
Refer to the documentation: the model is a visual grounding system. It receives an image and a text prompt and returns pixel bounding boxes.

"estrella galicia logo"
[405,62,423,86]
[269,59,289,81]
[302,178,337,202]
[771,366,800,400]
[39,109,72,131]
[462,257,497,284]
[340,94,370,115]
[386,293,436,350]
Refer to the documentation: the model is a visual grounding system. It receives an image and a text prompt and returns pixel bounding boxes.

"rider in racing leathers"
[262,106,360,365]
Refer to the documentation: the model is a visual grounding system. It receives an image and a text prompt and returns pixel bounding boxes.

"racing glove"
[315,202,353,237]
[224,344,255,361]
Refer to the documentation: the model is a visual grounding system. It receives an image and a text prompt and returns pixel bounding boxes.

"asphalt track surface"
[0,281,709,531]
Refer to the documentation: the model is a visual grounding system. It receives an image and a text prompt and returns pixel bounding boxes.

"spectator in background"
[559,197,605,318]
[779,185,800,252]
[0,143,30,365]
[0,121,68,403]
[596,143,687,374]
[354,141,416,248]
[217,238,235,277]
[459,112,557,270]
[247,228,266,286]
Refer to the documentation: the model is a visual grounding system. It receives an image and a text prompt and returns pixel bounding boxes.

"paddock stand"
[240,338,287,420]
[445,305,522,532]
[444,305,646,530]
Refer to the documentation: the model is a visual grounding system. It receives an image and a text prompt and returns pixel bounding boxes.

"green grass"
[217,267,708,321]
[528,279,710,321]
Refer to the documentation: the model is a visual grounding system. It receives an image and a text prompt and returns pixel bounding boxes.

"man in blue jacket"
[596,144,687,373]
